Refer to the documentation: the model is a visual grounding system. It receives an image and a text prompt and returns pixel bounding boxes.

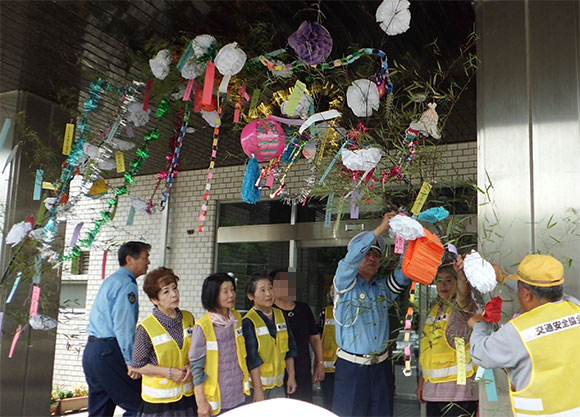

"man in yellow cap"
[468,254,580,417]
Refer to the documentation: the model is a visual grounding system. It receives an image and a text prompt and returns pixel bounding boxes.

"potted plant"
[51,385,89,415]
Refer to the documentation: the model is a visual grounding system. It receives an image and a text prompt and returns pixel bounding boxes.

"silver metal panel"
[477,0,534,267]
[528,1,580,297]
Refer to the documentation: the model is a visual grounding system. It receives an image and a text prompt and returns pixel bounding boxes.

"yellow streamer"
[62,123,75,156]
[411,182,433,215]
[115,152,125,173]
[455,337,467,385]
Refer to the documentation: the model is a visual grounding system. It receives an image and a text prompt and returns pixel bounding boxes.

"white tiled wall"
[52,142,476,388]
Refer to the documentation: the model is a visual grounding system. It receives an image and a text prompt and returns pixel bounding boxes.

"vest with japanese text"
[509,301,580,417]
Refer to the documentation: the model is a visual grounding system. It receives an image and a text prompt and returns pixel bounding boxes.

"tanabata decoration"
[83,143,100,159]
[181,61,205,80]
[241,119,286,162]
[110,138,136,151]
[389,215,426,240]
[214,42,247,76]
[201,110,220,128]
[191,34,217,58]
[376,0,411,36]
[127,102,150,127]
[482,296,503,323]
[288,21,333,66]
[402,227,445,285]
[281,93,313,120]
[417,206,450,223]
[463,251,497,293]
[341,147,382,172]
[410,102,441,139]
[268,59,293,78]
[131,198,149,212]
[5,220,33,247]
[346,79,380,117]
[240,119,286,204]
[149,49,173,80]
[29,314,58,331]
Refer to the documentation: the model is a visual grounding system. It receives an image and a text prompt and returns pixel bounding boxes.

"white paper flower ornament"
[127,102,150,127]
[376,0,412,36]
[410,102,441,139]
[192,34,216,57]
[149,49,172,80]
[388,215,426,240]
[180,61,205,80]
[341,148,382,171]
[214,42,247,76]
[346,79,380,117]
[463,251,497,293]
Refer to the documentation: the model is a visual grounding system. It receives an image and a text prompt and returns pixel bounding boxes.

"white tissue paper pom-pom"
[180,61,205,80]
[29,314,58,331]
[388,215,426,240]
[131,198,149,212]
[346,79,380,117]
[463,251,498,293]
[6,221,32,246]
[376,0,411,36]
[127,102,151,127]
[98,158,116,171]
[201,110,220,128]
[83,143,100,159]
[341,148,382,172]
[192,34,216,57]
[149,49,172,80]
[214,42,247,76]
[111,138,136,151]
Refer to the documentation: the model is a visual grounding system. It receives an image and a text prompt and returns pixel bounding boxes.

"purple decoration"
[287,21,333,65]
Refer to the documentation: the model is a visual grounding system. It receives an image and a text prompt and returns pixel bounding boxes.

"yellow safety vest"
[509,301,580,417]
[196,310,251,415]
[321,306,338,373]
[139,310,195,403]
[243,307,289,390]
[420,303,476,383]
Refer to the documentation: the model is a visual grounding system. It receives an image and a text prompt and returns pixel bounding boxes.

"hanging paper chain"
[148,107,186,212]
[198,100,223,233]
[402,281,418,377]
[259,47,393,94]
[160,103,190,210]
[60,99,171,262]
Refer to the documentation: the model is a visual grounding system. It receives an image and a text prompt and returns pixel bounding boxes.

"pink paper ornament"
[240,119,286,162]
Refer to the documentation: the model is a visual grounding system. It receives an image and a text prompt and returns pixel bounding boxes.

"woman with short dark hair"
[190,273,251,416]
[132,267,197,417]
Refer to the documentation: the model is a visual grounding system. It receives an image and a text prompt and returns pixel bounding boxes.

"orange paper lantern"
[402,228,445,285]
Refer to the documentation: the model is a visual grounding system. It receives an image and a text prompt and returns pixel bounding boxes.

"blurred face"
[435,271,457,301]
[217,280,236,310]
[126,250,150,277]
[153,281,179,313]
[358,249,382,280]
[248,279,274,311]
[273,272,296,301]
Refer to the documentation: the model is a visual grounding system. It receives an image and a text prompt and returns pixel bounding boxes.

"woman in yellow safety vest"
[416,255,479,417]
[242,273,298,401]
[190,273,251,416]
[132,267,196,417]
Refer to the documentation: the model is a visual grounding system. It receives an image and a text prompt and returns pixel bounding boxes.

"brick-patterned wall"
[52,141,476,388]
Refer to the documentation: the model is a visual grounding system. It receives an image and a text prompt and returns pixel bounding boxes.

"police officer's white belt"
[337,348,389,366]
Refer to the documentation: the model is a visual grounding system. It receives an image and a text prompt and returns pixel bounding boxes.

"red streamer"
[143,79,153,111]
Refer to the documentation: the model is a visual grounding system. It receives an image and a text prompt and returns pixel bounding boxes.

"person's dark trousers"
[332,357,394,417]
[285,370,313,402]
[82,338,142,417]
[320,372,335,410]
[426,401,479,417]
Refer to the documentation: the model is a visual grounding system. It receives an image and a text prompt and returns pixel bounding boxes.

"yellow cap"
[507,254,564,287]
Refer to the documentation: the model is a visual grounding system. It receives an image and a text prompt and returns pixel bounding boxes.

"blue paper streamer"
[126,206,136,226]
[484,368,498,402]
[0,118,12,148]
[33,169,44,200]
[6,272,22,304]
[416,206,450,223]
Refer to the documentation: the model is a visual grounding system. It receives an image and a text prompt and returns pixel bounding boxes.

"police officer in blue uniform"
[82,241,151,417]
[332,213,411,417]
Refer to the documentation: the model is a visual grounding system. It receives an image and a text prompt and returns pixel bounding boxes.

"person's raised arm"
[453,255,473,310]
